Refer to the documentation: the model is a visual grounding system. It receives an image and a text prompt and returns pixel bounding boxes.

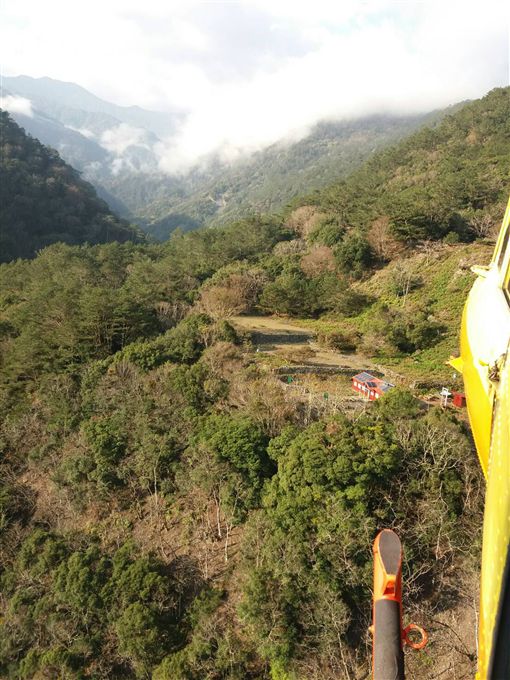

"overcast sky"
[1,0,509,170]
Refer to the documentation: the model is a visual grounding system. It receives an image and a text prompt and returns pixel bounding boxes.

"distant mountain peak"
[2,74,180,139]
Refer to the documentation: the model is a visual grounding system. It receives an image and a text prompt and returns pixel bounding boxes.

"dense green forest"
[1,87,508,678]
[302,87,510,244]
[0,232,482,679]
[109,112,444,239]
[0,111,141,262]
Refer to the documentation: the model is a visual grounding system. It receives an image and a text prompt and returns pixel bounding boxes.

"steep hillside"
[0,111,141,262]
[1,86,507,679]
[303,87,510,242]
[0,85,166,194]
[1,100,111,171]
[124,111,449,239]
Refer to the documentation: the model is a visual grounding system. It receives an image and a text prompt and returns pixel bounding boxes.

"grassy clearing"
[281,242,494,385]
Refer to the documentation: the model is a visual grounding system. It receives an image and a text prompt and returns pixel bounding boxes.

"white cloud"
[0,0,508,172]
[110,157,129,175]
[83,160,103,174]
[156,2,510,172]
[65,125,96,139]
[0,94,34,117]
[100,124,150,155]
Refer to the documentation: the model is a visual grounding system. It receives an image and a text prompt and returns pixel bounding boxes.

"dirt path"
[230,315,315,335]
[231,315,389,375]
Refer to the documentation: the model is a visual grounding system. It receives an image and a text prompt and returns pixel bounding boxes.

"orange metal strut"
[371,530,427,680]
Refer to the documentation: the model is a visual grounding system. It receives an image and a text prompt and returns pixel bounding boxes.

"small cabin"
[351,371,394,401]
[452,391,467,408]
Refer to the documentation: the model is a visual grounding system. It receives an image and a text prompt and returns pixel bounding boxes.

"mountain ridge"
[1,83,506,680]
[2,75,180,138]
[0,110,142,262]
[2,75,463,241]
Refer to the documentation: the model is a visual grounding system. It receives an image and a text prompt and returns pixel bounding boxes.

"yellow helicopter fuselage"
[458,197,510,679]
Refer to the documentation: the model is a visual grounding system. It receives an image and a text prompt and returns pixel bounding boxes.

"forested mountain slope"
[1,77,173,200]
[0,111,141,262]
[1,86,507,679]
[108,88,507,243]
[2,75,452,239]
[0,94,111,171]
[118,111,445,239]
[301,86,510,243]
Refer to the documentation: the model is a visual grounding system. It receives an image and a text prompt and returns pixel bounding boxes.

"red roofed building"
[351,371,395,401]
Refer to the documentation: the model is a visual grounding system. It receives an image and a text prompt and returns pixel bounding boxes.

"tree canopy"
[0,111,141,262]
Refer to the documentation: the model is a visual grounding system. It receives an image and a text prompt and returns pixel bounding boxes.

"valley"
[0,83,508,679]
[2,75,455,240]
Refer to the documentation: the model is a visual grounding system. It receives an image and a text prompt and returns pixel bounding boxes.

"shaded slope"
[0,111,141,262]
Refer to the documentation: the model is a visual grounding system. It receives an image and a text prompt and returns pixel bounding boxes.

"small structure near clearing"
[452,391,467,408]
[351,371,395,401]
